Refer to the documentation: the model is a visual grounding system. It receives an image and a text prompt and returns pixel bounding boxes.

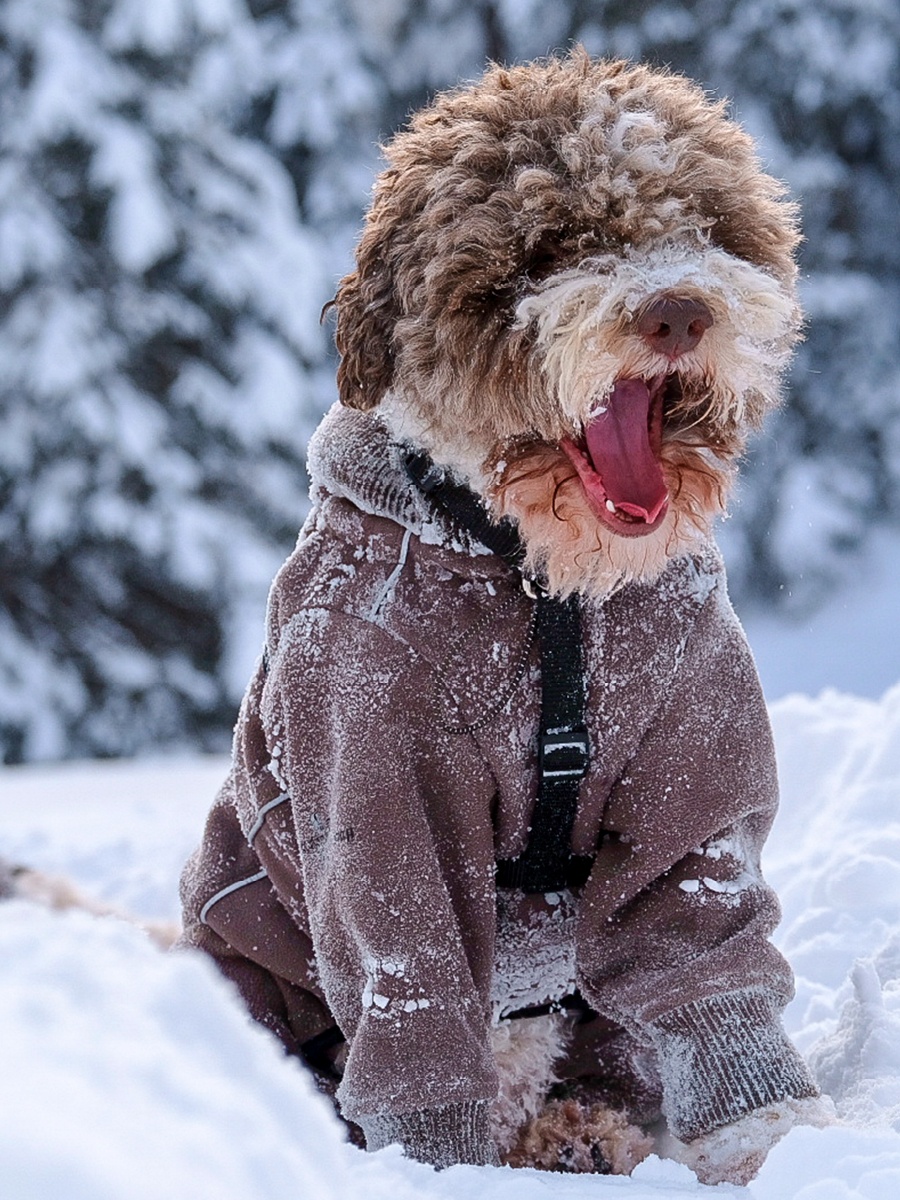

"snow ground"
[3,684,900,1199]
[735,528,900,704]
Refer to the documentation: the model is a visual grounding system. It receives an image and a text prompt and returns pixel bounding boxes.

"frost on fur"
[515,245,799,434]
[490,1014,569,1154]
[660,1095,837,1186]
[504,1097,654,1175]
[489,1013,655,1176]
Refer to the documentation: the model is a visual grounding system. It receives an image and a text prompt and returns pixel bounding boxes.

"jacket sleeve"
[261,604,500,1128]
[576,584,817,1140]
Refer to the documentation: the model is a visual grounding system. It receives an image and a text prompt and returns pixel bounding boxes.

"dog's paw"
[662,1095,837,1186]
[503,1099,653,1174]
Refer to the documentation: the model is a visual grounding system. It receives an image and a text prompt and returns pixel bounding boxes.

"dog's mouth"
[560,375,671,538]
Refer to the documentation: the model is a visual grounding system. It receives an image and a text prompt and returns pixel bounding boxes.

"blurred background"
[1,0,898,764]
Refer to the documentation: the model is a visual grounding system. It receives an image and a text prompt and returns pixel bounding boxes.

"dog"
[180,51,833,1183]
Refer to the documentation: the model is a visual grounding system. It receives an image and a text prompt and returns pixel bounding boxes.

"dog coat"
[180,403,815,1154]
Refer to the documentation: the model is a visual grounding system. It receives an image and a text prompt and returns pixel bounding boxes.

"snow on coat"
[180,403,815,1144]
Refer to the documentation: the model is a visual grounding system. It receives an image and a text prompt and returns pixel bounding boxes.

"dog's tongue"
[584,379,668,522]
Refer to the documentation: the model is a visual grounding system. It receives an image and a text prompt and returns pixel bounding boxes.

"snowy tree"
[697,0,900,610]
[0,0,330,761]
[2,0,897,761]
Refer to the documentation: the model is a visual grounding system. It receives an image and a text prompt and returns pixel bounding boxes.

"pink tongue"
[584,379,668,522]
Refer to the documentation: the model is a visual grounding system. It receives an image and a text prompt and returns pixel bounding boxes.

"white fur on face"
[515,243,800,432]
[377,240,800,597]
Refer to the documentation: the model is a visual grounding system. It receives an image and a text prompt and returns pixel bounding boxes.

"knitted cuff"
[649,990,818,1142]
[357,1099,501,1168]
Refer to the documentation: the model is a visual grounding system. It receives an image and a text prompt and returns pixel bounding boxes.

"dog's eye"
[524,254,557,282]
[523,234,563,282]
[522,230,607,283]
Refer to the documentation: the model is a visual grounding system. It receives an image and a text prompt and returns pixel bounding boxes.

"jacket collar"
[306,403,495,556]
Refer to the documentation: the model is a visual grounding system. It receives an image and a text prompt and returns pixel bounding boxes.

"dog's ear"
[331,233,397,412]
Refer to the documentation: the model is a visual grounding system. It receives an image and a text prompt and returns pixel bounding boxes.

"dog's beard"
[487,429,731,598]
[380,242,797,596]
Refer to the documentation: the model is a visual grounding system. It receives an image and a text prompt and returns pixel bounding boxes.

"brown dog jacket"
[180,404,815,1160]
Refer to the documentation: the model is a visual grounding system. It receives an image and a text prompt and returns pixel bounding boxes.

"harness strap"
[496,591,593,892]
[405,450,525,569]
[403,449,593,894]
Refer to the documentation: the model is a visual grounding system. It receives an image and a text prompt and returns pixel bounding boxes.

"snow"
[736,528,900,702]
[3,679,900,1197]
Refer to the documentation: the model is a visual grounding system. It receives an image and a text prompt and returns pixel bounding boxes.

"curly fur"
[489,1014,570,1154]
[491,1015,656,1176]
[331,49,802,596]
[504,1098,654,1175]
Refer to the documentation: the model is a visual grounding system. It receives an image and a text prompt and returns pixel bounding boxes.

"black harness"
[404,450,593,894]
[298,452,599,1075]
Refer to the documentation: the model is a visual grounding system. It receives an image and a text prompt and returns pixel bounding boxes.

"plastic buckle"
[539,729,590,779]
[521,575,547,600]
[417,463,446,494]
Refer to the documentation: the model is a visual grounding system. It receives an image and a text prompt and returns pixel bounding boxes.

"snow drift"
[3,683,900,1197]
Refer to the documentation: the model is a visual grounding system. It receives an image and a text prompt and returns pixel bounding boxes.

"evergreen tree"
[697,0,900,609]
[2,0,897,760]
[0,0,329,761]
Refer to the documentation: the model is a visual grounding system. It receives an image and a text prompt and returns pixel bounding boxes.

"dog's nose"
[636,296,713,359]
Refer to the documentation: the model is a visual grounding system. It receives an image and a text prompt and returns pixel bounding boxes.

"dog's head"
[333,51,801,595]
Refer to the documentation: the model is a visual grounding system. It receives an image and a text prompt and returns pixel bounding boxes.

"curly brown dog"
[180,51,833,1184]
